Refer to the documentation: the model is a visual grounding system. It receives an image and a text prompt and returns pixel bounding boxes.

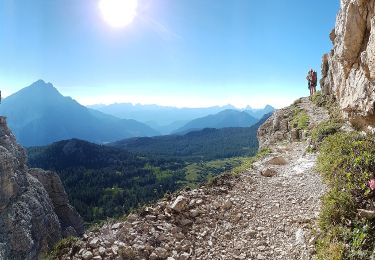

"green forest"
[28,120,268,223]
[109,116,268,161]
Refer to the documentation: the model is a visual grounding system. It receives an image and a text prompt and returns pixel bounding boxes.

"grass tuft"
[48,237,79,260]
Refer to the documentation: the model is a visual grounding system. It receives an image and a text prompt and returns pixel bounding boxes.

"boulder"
[267,156,288,166]
[261,168,277,177]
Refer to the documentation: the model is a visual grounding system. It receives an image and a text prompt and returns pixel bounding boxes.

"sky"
[0,0,340,108]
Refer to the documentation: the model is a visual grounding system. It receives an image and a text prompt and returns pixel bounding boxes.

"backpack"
[312,71,317,85]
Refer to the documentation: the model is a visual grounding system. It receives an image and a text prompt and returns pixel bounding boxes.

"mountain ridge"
[172,109,259,134]
[0,80,159,146]
[89,102,274,134]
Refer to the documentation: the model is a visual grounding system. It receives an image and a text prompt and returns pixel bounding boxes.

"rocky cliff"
[320,0,375,131]
[28,168,84,238]
[0,116,83,260]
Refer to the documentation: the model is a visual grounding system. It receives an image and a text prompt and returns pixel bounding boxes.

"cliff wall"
[0,117,83,259]
[320,0,375,130]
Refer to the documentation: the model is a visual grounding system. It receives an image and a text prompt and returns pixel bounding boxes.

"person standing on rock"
[306,69,317,97]
[311,70,317,96]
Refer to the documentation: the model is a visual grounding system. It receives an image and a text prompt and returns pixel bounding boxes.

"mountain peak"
[29,79,56,90]
[31,79,47,86]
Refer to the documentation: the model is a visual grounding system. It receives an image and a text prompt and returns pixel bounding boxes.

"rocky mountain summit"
[0,116,83,260]
[320,0,375,131]
[59,97,328,260]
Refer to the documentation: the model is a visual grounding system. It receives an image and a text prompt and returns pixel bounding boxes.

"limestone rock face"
[0,117,61,259]
[0,174,62,260]
[257,106,293,149]
[28,168,84,237]
[0,117,83,259]
[321,0,375,129]
[0,117,28,211]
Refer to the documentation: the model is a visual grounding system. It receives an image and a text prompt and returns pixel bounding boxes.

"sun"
[99,0,138,28]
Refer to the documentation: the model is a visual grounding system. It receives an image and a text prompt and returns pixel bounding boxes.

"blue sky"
[0,0,340,108]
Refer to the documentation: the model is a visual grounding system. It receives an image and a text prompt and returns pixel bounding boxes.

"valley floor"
[61,98,330,260]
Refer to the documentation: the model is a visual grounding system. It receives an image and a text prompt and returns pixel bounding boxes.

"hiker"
[306,69,317,97]
[311,70,317,96]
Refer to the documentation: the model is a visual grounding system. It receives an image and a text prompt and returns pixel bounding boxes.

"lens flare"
[99,0,138,28]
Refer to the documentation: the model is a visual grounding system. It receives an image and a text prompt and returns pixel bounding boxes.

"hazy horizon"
[3,79,275,109]
[0,0,340,108]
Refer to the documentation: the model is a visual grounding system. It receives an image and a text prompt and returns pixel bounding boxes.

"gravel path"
[194,142,325,260]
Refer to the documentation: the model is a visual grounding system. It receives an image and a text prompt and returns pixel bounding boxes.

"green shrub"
[316,225,347,260]
[317,132,375,191]
[316,132,375,259]
[347,222,375,259]
[255,147,272,159]
[311,120,342,144]
[328,104,344,123]
[291,108,310,130]
[319,188,355,230]
[311,91,327,107]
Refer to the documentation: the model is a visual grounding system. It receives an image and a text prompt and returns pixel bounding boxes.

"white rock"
[170,196,188,212]
[190,209,199,217]
[179,252,190,260]
[82,251,93,260]
[111,245,119,255]
[98,246,105,255]
[89,238,100,248]
[111,223,121,230]
[295,228,305,244]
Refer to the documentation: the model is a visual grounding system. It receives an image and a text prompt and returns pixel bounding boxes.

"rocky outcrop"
[320,0,375,130]
[257,98,329,149]
[0,117,82,259]
[28,168,84,237]
[257,106,293,149]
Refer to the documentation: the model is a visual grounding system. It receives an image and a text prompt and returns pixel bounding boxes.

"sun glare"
[99,0,138,28]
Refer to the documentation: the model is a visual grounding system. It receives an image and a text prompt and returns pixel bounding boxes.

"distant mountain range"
[245,105,275,119]
[173,109,258,134]
[0,80,159,146]
[0,80,275,146]
[89,103,274,134]
[109,113,272,161]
